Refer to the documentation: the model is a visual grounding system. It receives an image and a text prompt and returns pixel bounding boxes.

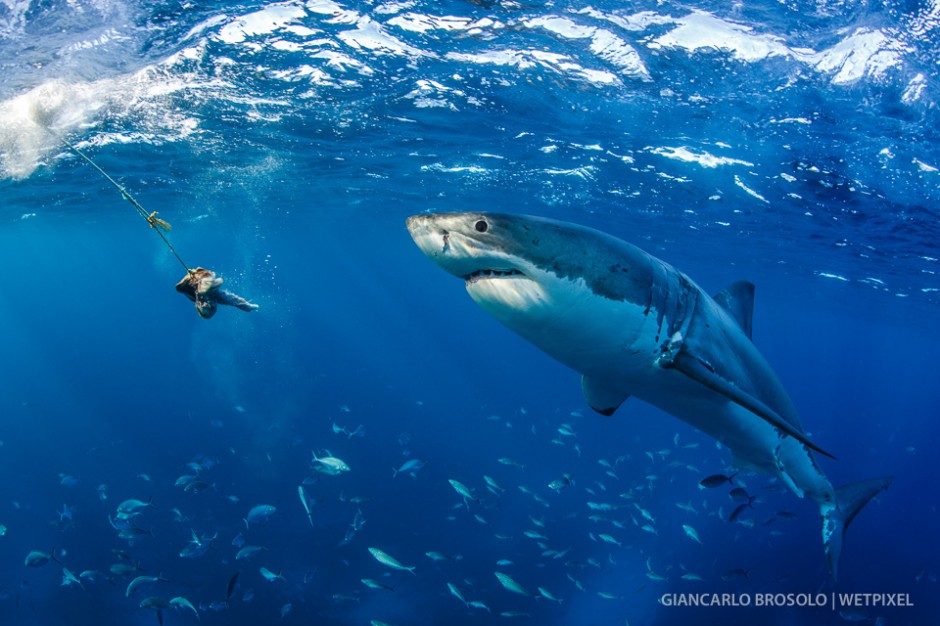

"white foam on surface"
[217,2,308,44]
[811,28,908,84]
[575,8,676,32]
[912,158,938,173]
[0,47,242,180]
[0,79,109,180]
[524,15,650,80]
[405,79,465,110]
[525,16,596,39]
[606,149,634,165]
[0,0,38,36]
[649,10,796,63]
[375,1,417,15]
[446,49,620,87]
[421,163,488,174]
[588,29,649,79]
[902,73,927,104]
[270,63,336,86]
[906,0,940,39]
[817,272,849,282]
[388,13,502,34]
[541,166,597,181]
[181,14,230,42]
[734,175,768,203]
[337,16,431,57]
[305,0,360,25]
[206,3,432,77]
[308,49,374,75]
[648,10,907,85]
[650,146,753,168]
[61,27,129,54]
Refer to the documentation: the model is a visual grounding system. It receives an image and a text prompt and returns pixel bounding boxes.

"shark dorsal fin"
[713,281,755,339]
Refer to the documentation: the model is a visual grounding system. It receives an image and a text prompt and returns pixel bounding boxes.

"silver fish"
[170,596,199,618]
[244,504,276,528]
[25,547,58,568]
[361,578,394,591]
[235,545,267,560]
[447,582,468,606]
[298,485,315,527]
[126,574,167,598]
[494,571,530,596]
[259,567,285,582]
[368,547,415,575]
[312,453,350,474]
[682,524,702,544]
[538,586,562,603]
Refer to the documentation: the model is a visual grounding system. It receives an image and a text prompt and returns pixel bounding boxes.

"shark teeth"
[464,269,525,284]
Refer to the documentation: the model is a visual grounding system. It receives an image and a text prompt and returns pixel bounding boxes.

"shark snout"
[405,214,429,236]
[407,213,459,276]
[407,213,491,279]
[406,214,445,255]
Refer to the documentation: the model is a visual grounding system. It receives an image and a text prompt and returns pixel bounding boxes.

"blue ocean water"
[1,1,938,625]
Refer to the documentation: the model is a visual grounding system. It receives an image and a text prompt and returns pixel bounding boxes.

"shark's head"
[406,211,656,300]
[406,212,662,371]
[407,212,555,315]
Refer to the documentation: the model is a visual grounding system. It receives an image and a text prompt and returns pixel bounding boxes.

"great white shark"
[406,211,892,579]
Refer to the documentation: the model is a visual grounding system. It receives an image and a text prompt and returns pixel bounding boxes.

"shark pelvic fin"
[665,350,836,460]
[713,281,755,339]
[581,376,630,416]
[821,476,894,580]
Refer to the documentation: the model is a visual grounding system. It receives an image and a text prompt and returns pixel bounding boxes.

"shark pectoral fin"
[669,352,837,460]
[713,281,755,339]
[581,376,630,416]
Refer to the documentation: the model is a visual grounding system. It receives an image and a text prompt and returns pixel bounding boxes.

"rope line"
[55,133,194,275]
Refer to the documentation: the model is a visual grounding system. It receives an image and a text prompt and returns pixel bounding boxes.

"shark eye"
[475,220,488,233]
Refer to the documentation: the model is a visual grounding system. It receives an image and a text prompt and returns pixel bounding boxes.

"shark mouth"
[464,269,525,285]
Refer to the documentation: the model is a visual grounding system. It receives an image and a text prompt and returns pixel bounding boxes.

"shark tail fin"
[821,476,894,580]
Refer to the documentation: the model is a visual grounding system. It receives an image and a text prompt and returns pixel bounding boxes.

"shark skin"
[406,212,892,579]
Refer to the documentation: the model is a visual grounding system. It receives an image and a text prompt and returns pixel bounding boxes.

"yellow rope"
[54,133,193,275]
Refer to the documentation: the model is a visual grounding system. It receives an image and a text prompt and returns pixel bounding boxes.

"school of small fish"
[10,407,845,625]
